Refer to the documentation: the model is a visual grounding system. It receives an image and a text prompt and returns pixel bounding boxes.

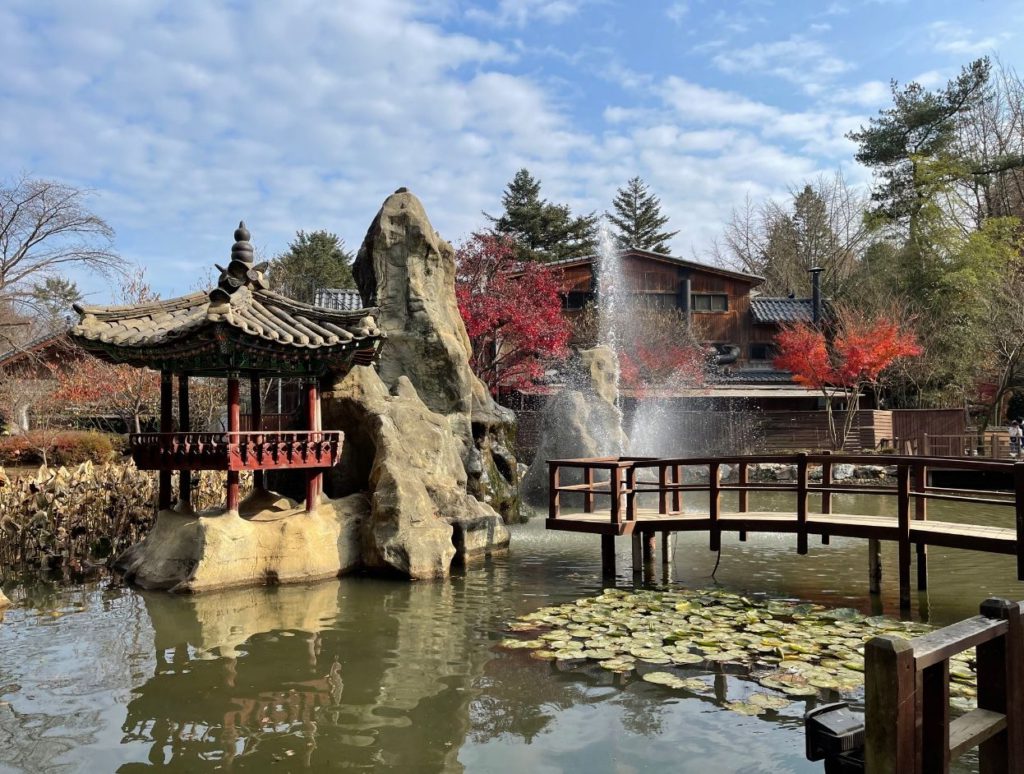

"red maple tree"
[774,306,922,449]
[616,310,709,397]
[456,233,571,392]
[52,355,160,433]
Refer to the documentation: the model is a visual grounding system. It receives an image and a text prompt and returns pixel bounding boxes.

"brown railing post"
[548,463,560,519]
[897,462,912,610]
[1015,462,1024,581]
[625,464,637,522]
[921,654,951,773]
[978,598,1024,771]
[821,450,833,546]
[658,463,668,515]
[610,465,622,524]
[796,452,808,555]
[584,465,595,513]
[865,635,917,772]
[738,461,748,542]
[709,462,721,552]
[672,464,682,513]
[914,462,928,590]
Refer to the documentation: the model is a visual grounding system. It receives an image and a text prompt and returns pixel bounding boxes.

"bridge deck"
[547,509,1018,555]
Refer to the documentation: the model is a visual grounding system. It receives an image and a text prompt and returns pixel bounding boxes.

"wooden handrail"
[865,597,1024,772]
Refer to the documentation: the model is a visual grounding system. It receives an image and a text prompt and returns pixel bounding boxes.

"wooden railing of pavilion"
[129,431,343,471]
[546,453,1024,608]
[864,597,1024,772]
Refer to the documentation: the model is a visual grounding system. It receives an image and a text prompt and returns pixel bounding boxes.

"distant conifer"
[606,176,678,254]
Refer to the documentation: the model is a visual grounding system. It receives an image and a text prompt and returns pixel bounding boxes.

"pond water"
[1,492,1022,773]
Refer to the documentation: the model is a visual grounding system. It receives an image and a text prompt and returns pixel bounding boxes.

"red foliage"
[456,233,571,391]
[618,340,708,397]
[52,356,160,432]
[774,310,922,389]
[773,306,922,449]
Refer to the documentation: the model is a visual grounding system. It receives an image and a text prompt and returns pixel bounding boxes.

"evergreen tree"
[605,176,678,254]
[485,169,598,262]
[267,230,355,303]
[31,277,82,331]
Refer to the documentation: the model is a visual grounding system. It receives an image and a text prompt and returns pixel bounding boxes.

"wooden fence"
[866,597,1023,772]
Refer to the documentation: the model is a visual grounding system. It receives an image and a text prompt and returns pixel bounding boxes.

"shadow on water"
[0,504,1013,772]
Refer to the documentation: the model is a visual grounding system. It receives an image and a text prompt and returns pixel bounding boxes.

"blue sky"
[2,0,1022,301]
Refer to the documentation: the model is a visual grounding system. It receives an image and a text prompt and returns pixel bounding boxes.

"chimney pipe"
[808,266,823,326]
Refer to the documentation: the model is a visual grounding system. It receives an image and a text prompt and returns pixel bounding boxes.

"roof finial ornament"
[232,220,254,266]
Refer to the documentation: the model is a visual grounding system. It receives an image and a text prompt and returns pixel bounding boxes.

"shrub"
[0,431,122,467]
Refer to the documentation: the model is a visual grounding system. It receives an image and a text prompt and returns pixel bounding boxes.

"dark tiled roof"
[71,222,384,369]
[313,287,365,311]
[0,331,72,368]
[716,369,797,384]
[750,297,814,324]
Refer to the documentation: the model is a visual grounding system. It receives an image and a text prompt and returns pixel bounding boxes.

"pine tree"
[605,176,678,254]
[267,230,355,303]
[485,169,598,262]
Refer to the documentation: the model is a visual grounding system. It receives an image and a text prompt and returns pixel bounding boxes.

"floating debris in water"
[501,588,978,716]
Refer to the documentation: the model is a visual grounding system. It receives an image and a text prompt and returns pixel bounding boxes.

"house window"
[749,342,776,361]
[638,293,676,310]
[691,293,728,312]
[562,291,590,310]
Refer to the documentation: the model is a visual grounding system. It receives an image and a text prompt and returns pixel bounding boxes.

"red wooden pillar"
[227,375,241,512]
[250,374,265,492]
[305,380,321,513]
[159,371,173,511]
[178,374,191,511]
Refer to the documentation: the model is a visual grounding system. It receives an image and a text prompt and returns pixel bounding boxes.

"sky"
[2,0,1023,302]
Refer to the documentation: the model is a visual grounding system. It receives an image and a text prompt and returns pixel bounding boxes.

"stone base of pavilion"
[115,487,511,593]
[115,490,369,593]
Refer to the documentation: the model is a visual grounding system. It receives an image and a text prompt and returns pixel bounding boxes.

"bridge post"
[658,464,667,514]
[821,450,832,545]
[897,463,911,610]
[583,466,594,513]
[631,533,643,577]
[661,531,673,567]
[601,535,615,577]
[868,538,882,594]
[796,452,808,555]
[672,464,682,513]
[709,462,721,552]
[548,463,560,519]
[865,635,917,772]
[738,462,748,542]
[977,598,1024,771]
[1015,463,1024,581]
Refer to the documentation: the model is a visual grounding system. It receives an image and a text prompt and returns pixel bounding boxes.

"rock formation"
[0,589,10,609]
[323,367,509,579]
[521,346,629,507]
[350,188,520,522]
[116,493,368,592]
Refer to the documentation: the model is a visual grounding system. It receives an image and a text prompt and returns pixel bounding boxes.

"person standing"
[1009,420,1022,457]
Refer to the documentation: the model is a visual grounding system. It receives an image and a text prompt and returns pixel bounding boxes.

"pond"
[2,492,1023,773]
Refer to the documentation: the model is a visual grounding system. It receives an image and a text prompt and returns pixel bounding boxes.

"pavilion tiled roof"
[749,297,815,324]
[70,222,384,374]
[313,287,365,312]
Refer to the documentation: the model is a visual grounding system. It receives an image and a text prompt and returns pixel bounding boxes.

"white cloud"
[465,0,584,28]
[928,21,1009,56]
[832,80,890,107]
[666,2,689,25]
[713,34,851,93]
[659,77,778,125]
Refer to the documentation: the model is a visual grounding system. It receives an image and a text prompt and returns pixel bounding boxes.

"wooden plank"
[912,616,1007,670]
[949,709,1008,761]
[865,635,917,773]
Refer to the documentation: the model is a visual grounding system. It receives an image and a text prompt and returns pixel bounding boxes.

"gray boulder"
[521,346,629,508]
[352,189,519,521]
[324,367,509,579]
[833,464,855,481]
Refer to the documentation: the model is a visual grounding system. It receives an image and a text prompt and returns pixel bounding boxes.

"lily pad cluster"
[501,588,978,717]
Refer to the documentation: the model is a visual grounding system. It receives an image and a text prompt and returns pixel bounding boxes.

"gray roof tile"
[750,297,815,324]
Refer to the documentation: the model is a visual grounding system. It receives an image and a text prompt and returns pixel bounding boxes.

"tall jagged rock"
[521,346,628,508]
[323,366,510,579]
[351,188,519,521]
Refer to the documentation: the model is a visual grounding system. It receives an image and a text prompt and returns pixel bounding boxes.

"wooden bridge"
[545,453,1024,609]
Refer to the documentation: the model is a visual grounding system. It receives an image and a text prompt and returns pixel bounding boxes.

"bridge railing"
[546,453,1024,601]
[865,597,1024,772]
